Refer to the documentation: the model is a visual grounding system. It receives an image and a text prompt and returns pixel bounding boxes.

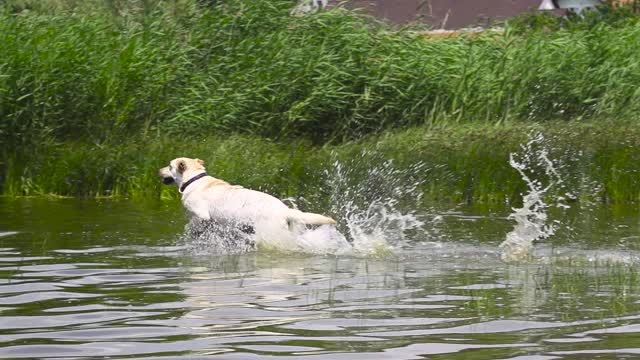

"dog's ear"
[196,158,205,166]
[177,160,187,174]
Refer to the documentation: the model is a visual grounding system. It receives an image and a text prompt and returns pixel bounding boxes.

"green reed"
[2,0,640,148]
[458,261,640,321]
[4,122,640,207]
[2,0,640,202]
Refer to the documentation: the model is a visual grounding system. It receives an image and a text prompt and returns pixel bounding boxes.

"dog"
[158,157,336,243]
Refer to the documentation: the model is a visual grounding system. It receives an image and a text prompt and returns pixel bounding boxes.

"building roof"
[343,0,544,29]
[337,0,636,29]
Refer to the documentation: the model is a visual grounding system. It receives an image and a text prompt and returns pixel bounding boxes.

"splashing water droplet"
[181,218,256,256]
[181,151,430,257]
[500,133,569,263]
[325,151,428,256]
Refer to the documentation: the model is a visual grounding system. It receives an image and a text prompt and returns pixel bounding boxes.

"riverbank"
[3,122,640,206]
[2,1,640,204]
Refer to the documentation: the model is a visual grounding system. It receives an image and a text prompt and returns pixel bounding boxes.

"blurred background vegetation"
[1,0,640,204]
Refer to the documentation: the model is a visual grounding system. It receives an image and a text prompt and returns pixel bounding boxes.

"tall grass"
[5,123,640,206]
[2,0,640,149]
[2,0,640,202]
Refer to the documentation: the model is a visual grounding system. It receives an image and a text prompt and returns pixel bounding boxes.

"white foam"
[500,133,568,263]
[325,155,428,256]
[182,152,430,257]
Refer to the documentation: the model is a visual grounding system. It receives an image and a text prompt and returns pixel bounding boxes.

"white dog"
[158,157,336,241]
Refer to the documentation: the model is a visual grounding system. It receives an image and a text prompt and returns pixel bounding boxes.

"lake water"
[1,197,640,359]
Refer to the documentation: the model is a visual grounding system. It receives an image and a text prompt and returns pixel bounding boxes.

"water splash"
[182,152,430,257]
[325,152,429,256]
[182,214,355,256]
[182,219,256,256]
[500,133,571,263]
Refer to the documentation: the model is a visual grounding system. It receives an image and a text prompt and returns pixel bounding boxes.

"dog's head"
[158,157,206,187]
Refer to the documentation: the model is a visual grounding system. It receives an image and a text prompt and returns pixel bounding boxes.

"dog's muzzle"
[162,177,175,185]
[158,167,175,185]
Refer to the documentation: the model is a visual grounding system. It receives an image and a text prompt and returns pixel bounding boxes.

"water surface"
[1,198,640,359]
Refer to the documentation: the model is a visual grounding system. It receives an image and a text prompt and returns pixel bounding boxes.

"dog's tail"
[286,209,336,226]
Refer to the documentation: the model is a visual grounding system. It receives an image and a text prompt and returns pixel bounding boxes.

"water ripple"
[3,198,640,358]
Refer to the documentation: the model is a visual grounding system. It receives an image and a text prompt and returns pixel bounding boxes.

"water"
[325,156,429,255]
[2,197,640,359]
[500,133,569,263]
[185,154,429,257]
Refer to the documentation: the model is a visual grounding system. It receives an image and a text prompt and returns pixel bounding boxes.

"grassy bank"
[2,0,640,204]
[4,122,640,207]
[2,0,640,147]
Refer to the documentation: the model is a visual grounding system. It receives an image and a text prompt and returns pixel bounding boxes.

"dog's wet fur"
[159,157,336,250]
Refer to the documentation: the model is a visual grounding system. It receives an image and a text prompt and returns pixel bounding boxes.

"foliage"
[5,123,640,206]
[2,0,640,151]
[508,0,640,33]
[2,0,640,203]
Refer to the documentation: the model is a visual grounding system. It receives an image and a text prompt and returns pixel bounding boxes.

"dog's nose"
[162,177,175,185]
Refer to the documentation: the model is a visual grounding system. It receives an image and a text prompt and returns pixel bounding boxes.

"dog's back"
[198,185,335,226]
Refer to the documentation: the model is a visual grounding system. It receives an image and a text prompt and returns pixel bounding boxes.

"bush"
[508,0,640,33]
[3,0,640,200]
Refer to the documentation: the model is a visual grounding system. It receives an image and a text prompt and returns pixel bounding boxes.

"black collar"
[179,172,208,193]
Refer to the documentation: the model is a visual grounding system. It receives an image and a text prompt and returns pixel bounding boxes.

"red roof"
[340,0,547,29]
